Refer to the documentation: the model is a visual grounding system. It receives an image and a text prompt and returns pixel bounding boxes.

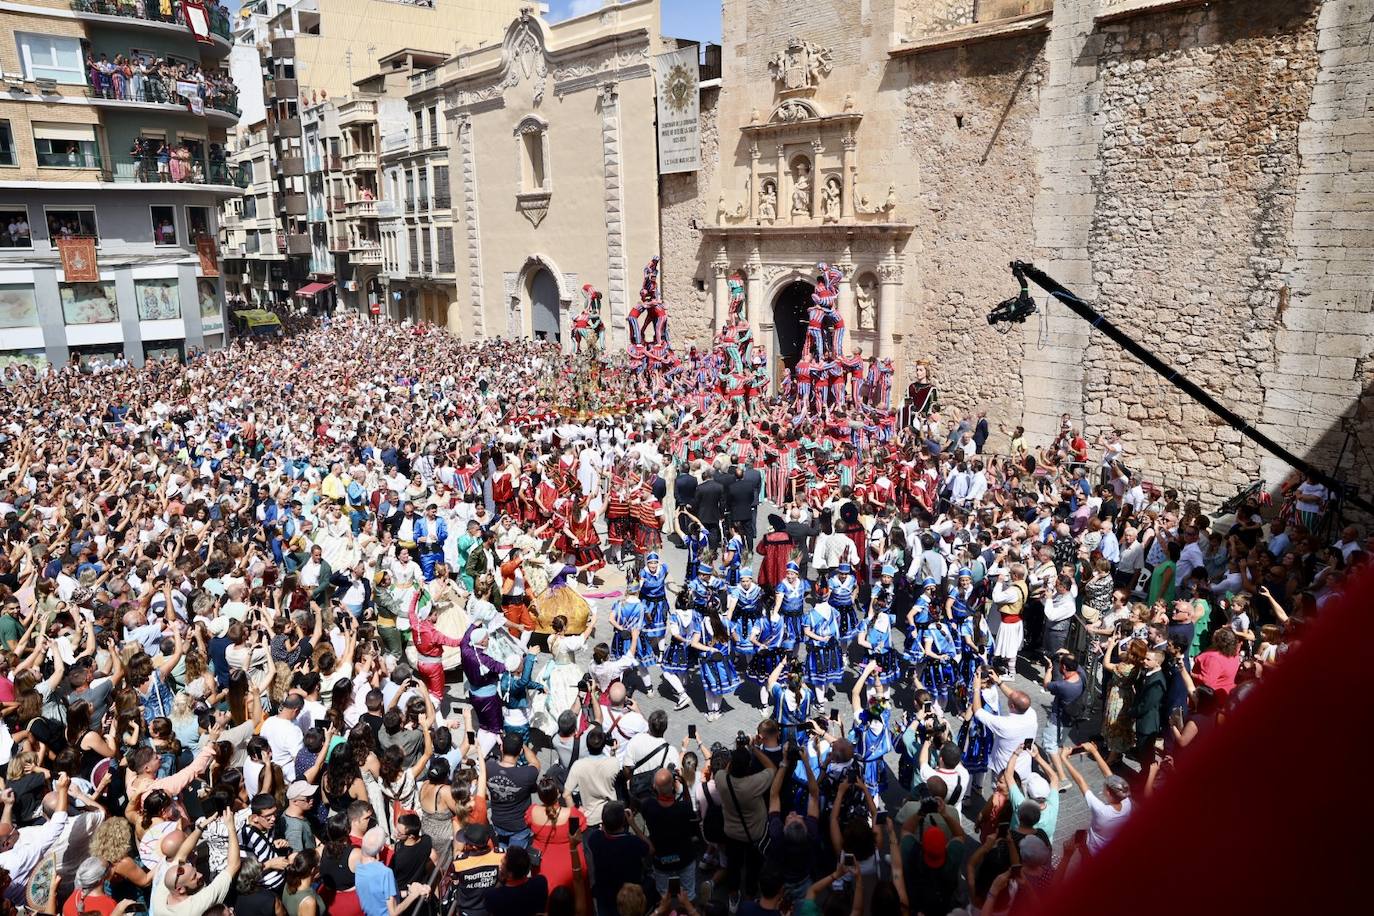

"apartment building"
[250,0,527,303]
[218,118,283,305]
[0,0,242,369]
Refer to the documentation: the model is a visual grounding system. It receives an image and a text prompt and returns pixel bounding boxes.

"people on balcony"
[85,50,238,113]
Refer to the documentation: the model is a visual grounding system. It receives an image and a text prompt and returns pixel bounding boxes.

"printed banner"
[197,236,219,277]
[56,237,98,283]
[655,47,700,175]
[176,81,204,115]
[182,0,213,44]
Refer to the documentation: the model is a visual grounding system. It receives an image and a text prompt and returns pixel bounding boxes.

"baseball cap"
[1023,773,1050,802]
[287,780,318,801]
[922,825,948,868]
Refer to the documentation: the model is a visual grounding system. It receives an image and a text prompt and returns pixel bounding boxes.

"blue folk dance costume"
[947,583,977,623]
[662,607,701,675]
[803,603,844,688]
[958,688,997,777]
[901,583,937,669]
[730,576,765,626]
[683,530,709,582]
[770,681,815,745]
[920,621,960,705]
[610,596,658,667]
[776,575,809,649]
[723,533,745,587]
[699,630,742,696]
[747,615,788,683]
[828,570,861,643]
[639,559,670,639]
[851,706,895,798]
[861,613,902,686]
[957,615,993,689]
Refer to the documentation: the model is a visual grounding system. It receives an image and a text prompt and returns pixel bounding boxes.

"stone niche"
[733,97,863,226]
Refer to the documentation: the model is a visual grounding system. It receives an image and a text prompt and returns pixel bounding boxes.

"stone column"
[841,134,856,219]
[748,143,760,222]
[837,246,856,355]
[876,260,901,363]
[810,139,824,220]
[711,251,729,332]
[776,144,788,224]
[745,242,764,340]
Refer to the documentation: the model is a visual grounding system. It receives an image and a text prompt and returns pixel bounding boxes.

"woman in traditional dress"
[827,562,861,645]
[660,598,700,712]
[721,521,746,587]
[855,591,901,687]
[802,584,843,697]
[848,662,896,799]
[698,609,741,722]
[569,495,604,581]
[921,606,960,707]
[638,552,671,646]
[676,513,710,582]
[945,567,978,624]
[727,565,765,658]
[530,552,593,635]
[536,611,598,728]
[764,659,816,745]
[608,582,657,672]
[901,576,939,670]
[773,562,808,650]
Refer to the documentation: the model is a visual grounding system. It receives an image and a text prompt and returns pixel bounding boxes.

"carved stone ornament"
[454,19,547,108]
[517,191,551,228]
[855,182,898,216]
[773,100,816,123]
[768,37,833,92]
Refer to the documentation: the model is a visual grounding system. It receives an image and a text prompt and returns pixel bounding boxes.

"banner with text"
[655,47,700,175]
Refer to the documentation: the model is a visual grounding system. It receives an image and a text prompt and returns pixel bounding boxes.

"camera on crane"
[987,262,1038,327]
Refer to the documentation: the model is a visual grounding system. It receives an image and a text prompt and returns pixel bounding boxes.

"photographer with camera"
[714,730,778,904]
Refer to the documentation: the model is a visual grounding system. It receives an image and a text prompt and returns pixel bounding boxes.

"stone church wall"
[658,83,721,350]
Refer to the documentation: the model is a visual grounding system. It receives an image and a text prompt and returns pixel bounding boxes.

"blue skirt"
[864,647,902,685]
[642,596,669,638]
[662,640,695,675]
[611,629,659,667]
[958,716,992,775]
[701,652,741,695]
[921,659,958,699]
[746,647,784,684]
[781,612,805,649]
[834,601,861,643]
[804,639,843,687]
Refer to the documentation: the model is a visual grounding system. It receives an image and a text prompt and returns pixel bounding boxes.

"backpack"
[1060,680,1091,725]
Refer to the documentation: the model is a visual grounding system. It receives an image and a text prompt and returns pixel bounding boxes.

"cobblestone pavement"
[457,500,1119,849]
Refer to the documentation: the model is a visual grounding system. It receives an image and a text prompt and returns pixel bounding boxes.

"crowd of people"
[86,51,238,115]
[0,309,1340,916]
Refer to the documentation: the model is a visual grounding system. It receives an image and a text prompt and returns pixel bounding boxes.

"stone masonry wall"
[1081,0,1321,499]
[896,37,1046,433]
[659,86,720,350]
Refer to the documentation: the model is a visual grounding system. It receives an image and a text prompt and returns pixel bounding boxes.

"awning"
[295,281,334,297]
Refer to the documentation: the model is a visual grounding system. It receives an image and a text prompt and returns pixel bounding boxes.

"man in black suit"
[692,472,727,550]
[726,464,763,548]
[784,505,819,577]
[671,462,699,547]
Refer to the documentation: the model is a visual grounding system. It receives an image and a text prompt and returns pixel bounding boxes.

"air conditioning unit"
[34,77,58,93]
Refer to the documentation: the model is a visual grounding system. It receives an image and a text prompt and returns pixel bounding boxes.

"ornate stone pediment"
[451,15,548,109]
[772,99,820,123]
[768,37,832,94]
[516,190,551,227]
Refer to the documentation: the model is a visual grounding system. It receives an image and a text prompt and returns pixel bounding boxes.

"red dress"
[525,805,587,893]
[755,530,794,590]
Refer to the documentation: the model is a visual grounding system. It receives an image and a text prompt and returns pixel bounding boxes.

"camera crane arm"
[998,260,1372,516]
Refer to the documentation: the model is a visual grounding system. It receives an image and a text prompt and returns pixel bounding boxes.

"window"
[242,196,258,220]
[45,208,98,242]
[0,208,32,248]
[515,117,548,193]
[186,206,212,240]
[151,206,179,246]
[33,123,99,168]
[522,132,545,189]
[427,106,438,147]
[405,171,415,210]
[16,33,84,84]
[0,122,14,167]
[420,227,430,271]
[414,111,424,147]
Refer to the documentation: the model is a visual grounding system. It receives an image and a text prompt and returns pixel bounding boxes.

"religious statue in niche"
[768,37,833,92]
[791,159,812,215]
[856,275,876,331]
[821,176,842,222]
[758,180,777,222]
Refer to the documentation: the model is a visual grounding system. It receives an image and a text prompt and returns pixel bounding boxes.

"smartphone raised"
[466,730,477,745]
[667,876,682,899]
[1022,737,1035,750]
[829,707,840,723]
[687,723,697,740]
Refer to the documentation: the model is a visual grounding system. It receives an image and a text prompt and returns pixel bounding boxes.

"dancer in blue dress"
[677,516,710,583]
[921,609,960,706]
[746,604,788,700]
[638,552,671,642]
[956,610,993,711]
[609,582,658,670]
[945,567,977,623]
[773,562,809,650]
[856,595,901,687]
[802,587,843,694]
[765,658,817,744]
[958,665,998,791]
[722,522,746,587]
[728,567,766,627]
[901,576,939,670]
[661,602,701,711]
[828,563,861,644]
[698,611,741,722]
[849,661,896,800]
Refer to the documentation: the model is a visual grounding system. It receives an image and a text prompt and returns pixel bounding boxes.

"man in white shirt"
[620,708,679,779]
[1042,574,1078,656]
[1175,524,1206,585]
[259,695,306,780]
[972,674,1038,783]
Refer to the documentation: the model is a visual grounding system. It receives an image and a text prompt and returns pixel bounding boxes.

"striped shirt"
[239,823,286,889]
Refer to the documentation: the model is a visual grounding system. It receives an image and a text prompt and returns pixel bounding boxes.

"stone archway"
[773,279,814,373]
[509,253,574,341]
[529,268,560,343]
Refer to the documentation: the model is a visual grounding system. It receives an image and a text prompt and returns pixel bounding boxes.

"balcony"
[342,152,378,172]
[286,233,311,255]
[352,245,383,265]
[281,193,308,216]
[70,1,233,50]
[89,154,245,191]
[273,78,299,100]
[84,73,240,121]
[273,118,302,140]
[271,36,296,59]
[280,155,306,177]
[432,194,451,210]
[329,237,349,252]
[338,100,377,128]
[348,199,379,217]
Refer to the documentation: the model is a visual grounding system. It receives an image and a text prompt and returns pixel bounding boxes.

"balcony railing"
[71,1,233,42]
[432,194,451,210]
[435,258,455,275]
[85,69,240,118]
[354,247,383,265]
[36,151,242,187]
[329,237,349,252]
[348,199,379,216]
[342,152,378,171]
[328,154,342,171]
